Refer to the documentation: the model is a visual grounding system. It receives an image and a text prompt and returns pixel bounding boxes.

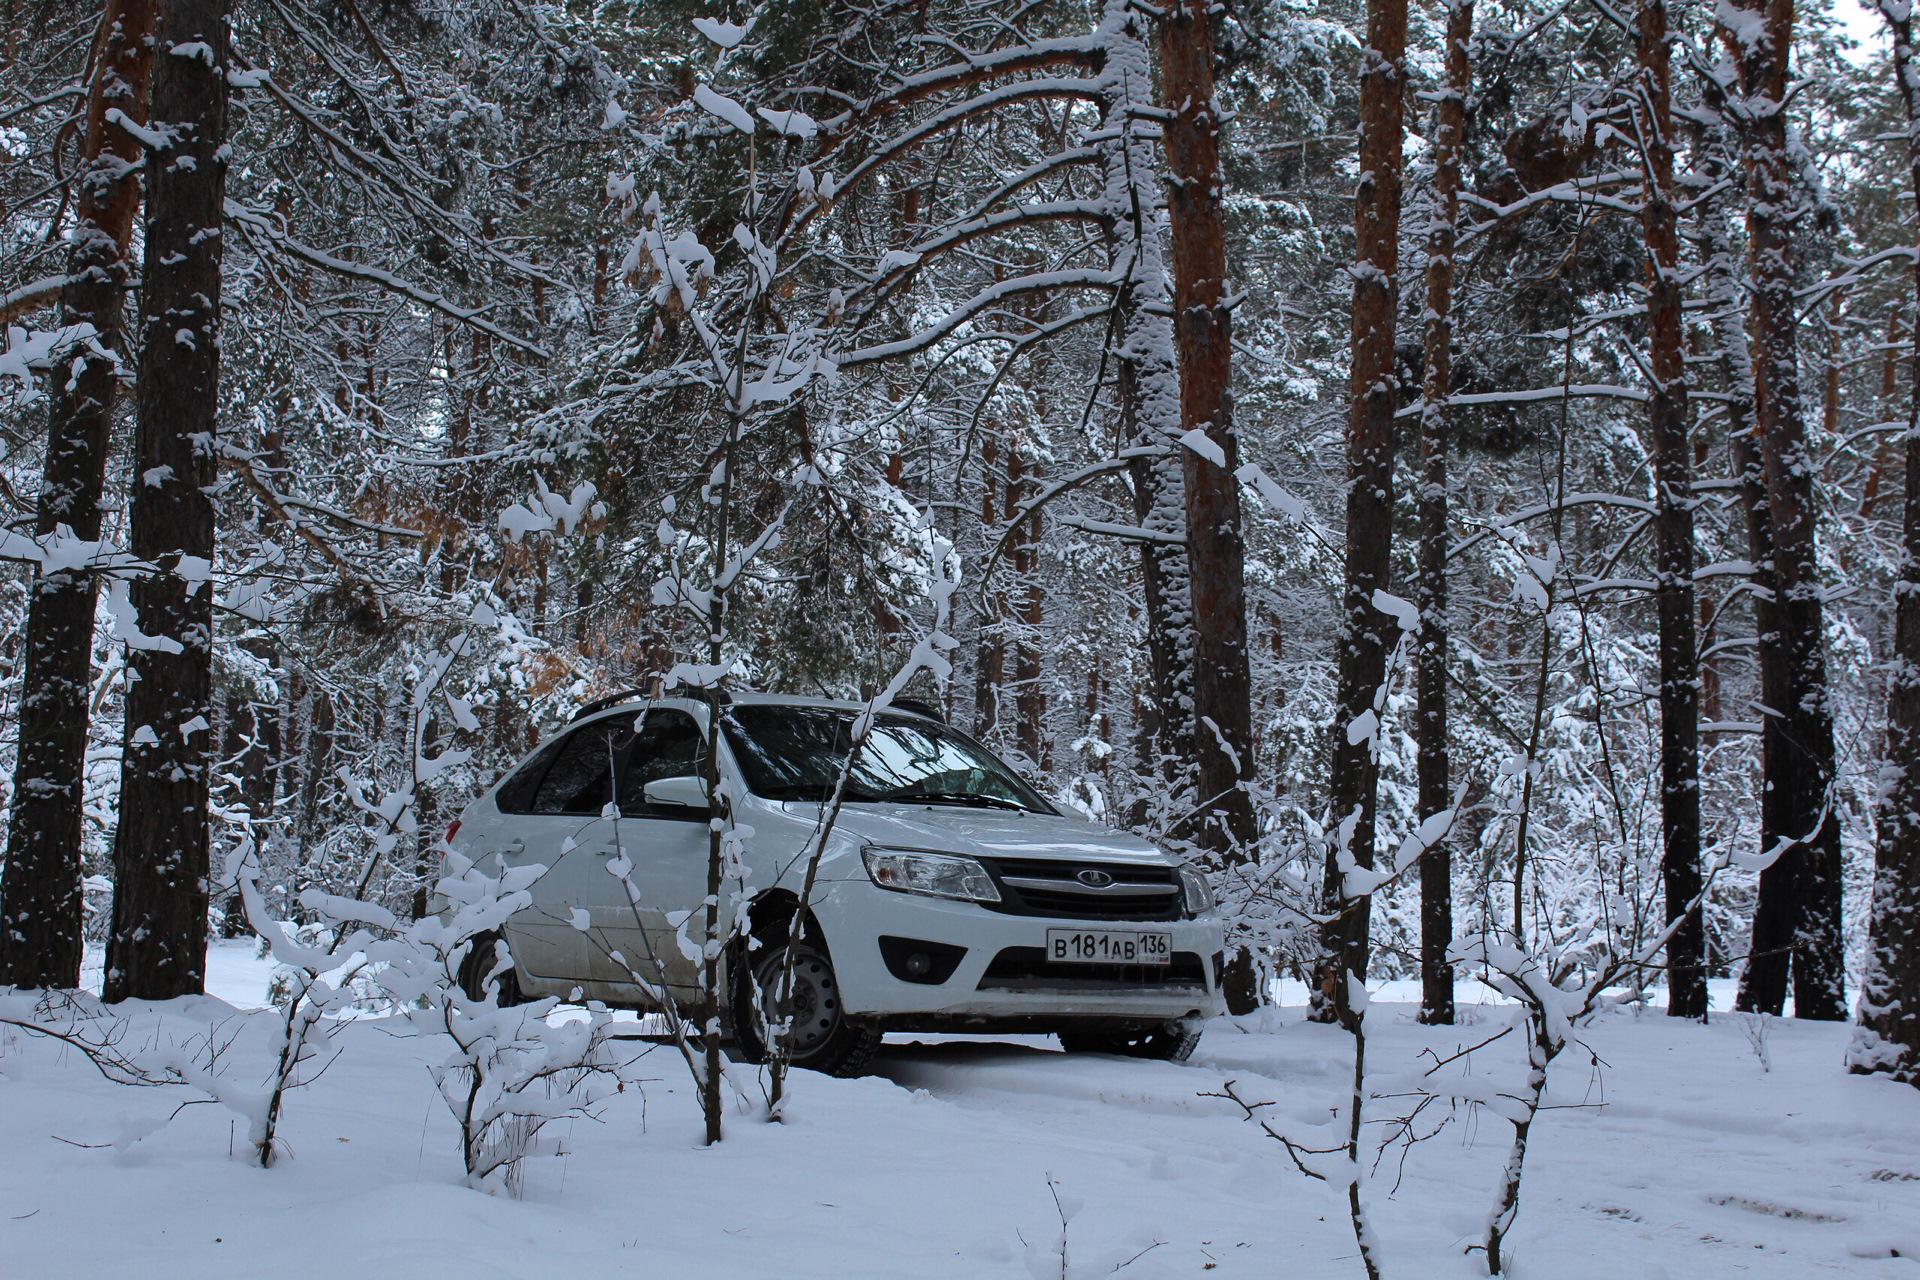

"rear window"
[494,739,563,814]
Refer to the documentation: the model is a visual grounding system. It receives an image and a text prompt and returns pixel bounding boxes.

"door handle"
[498,838,527,861]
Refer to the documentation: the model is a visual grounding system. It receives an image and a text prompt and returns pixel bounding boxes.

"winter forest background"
[3,0,1920,1269]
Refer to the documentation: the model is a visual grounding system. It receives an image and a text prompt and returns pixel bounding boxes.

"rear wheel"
[730,940,881,1078]
[1058,1020,1201,1062]
[457,932,526,1006]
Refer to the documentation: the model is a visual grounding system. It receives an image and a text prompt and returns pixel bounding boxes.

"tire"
[730,939,881,1078]
[457,932,526,1006]
[1058,1019,1201,1062]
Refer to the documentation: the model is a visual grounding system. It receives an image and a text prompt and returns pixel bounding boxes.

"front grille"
[977,947,1208,992]
[978,857,1184,921]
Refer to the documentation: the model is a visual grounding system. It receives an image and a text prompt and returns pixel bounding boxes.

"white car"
[446,692,1226,1075]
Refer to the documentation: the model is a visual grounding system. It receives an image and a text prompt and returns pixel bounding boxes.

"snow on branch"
[225,201,549,357]
[839,269,1116,365]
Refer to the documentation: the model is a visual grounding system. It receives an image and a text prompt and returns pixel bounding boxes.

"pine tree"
[0,0,153,991]
[102,0,229,1002]
[1720,0,1846,1021]
[1321,0,1407,1025]
[1159,0,1260,1012]
[1416,0,1471,1028]
[1635,0,1705,1020]
[1852,0,1920,1087]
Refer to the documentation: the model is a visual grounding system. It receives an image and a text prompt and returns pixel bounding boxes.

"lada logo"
[1075,869,1114,888]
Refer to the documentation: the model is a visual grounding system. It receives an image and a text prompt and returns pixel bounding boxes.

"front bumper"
[809,877,1228,1024]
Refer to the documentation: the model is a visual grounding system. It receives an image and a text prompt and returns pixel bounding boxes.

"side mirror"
[643,775,711,812]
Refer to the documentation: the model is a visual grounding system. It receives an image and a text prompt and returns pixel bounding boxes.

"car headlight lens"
[863,847,1001,904]
[1177,863,1215,916]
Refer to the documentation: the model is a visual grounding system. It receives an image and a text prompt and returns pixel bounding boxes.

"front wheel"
[730,940,881,1078]
[1058,1020,1201,1062]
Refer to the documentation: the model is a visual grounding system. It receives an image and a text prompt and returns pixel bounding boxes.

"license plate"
[1045,928,1171,966]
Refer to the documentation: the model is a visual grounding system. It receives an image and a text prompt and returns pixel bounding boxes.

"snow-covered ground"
[2,940,1915,1278]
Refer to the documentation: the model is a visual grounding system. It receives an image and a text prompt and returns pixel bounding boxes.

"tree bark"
[1159,0,1256,854]
[102,0,230,1002]
[0,0,155,991]
[1637,0,1706,1021]
[973,433,1006,741]
[1124,384,1198,816]
[1690,116,1794,1017]
[1008,444,1047,770]
[1320,0,1408,1025]
[1722,0,1846,1021]
[1851,0,1920,1085]
[1096,3,1199,825]
[1160,0,1260,1014]
[1416,0,1470,1028]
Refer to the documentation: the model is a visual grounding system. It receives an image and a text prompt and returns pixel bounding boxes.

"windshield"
[721,706,1054,813]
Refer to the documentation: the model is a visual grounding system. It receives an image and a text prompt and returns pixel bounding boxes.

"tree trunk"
[1416,0,1470,1028]
[1008,444,1047,770]
[102,0,230,1002]
[1095,4,1199,825]
[1160,0,1260,1014]
[1690,118,1794,1016]
[974,434,1006,740]
[1851,0,1920,1085]
[1124,383,1198,818]
[1319,0,1408,1025]
[1637,0,1706,1021]
[0,0,155,991]
[1159,0,1256,851]
[1723,0,1846,1021]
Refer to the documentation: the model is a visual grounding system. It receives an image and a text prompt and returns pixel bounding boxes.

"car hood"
[810,803,1173,866]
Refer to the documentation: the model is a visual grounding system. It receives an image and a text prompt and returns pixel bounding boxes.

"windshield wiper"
[878,790,1026,811]
[763,785,884,803]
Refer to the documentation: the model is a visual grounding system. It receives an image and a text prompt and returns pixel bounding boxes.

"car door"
[497,713,637,983]
[592,706,713,999]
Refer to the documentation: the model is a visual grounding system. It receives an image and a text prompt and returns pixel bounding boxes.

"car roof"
[574,690,938,723]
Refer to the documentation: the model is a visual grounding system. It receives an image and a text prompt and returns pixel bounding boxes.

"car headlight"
[863,847,1002,904]
[1176,863,1215,916]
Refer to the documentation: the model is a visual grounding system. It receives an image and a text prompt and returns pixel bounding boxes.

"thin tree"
[0,0,154,991]
[1851,0,1920,1086]
[1636,0,1706,1020]
[102,0,229,1002]
[1320,0,1408,1023]
[1416,0,1471,1028]
[1718,0,1846,1020]
[1159,0,1261,1012]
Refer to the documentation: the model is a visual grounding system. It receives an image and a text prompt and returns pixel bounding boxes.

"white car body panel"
[448,694,1227,1030]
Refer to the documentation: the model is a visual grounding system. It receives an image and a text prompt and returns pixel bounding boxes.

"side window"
[532,717,637,815]
[617,710,706,815]
[495,738,563,815]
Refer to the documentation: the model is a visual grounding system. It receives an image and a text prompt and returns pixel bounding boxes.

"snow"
[757,106,818,139]
[1178,427,1227,468]
[0,322,98,408]
[693,84,755,135]
[692,16,752,48]
[104,579,186,654]
[104,108,170,150]
[8,951,1915,1278]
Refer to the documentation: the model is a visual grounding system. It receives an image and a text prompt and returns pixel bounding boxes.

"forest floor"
[0,943,1916,1278]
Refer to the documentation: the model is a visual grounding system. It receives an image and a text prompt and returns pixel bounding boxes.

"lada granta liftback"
[446,692,1226,1076]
